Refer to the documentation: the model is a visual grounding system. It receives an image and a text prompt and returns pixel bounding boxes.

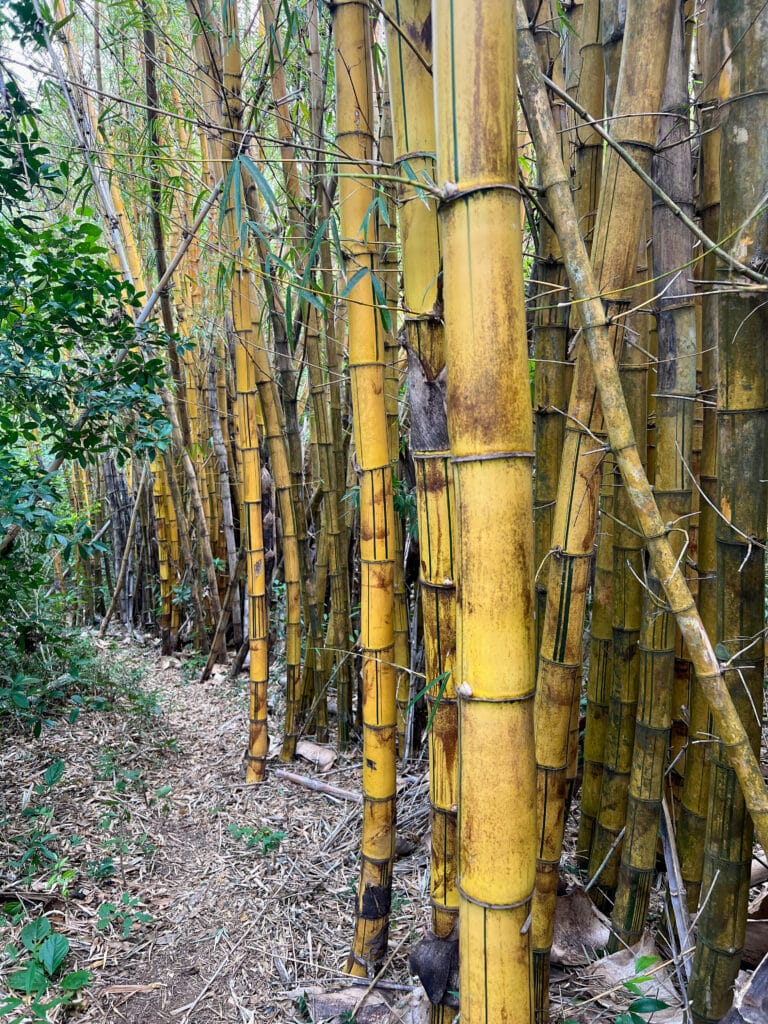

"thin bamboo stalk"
[331,0,398,976]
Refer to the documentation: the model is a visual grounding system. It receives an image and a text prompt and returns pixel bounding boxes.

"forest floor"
[0,632,729,1023]
[0,631,430,1024]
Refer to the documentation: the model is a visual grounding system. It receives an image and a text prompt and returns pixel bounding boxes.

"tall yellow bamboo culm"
[434,3,536,1020]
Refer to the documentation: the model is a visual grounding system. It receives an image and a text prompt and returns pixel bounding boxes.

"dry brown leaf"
[583,933,683,1022]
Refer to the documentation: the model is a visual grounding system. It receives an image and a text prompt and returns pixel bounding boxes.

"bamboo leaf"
[329,215,344,268]
[218,159,238,232]
[368,269,392,332]
[285,284,293,347]
[340,265,369,297]
[301,219,328,288]
[239,154,278,217]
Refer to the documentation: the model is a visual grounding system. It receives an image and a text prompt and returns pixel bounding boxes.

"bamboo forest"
[2,0,768,1021]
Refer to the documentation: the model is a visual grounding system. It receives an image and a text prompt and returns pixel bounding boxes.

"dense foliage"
[0,69,169,725]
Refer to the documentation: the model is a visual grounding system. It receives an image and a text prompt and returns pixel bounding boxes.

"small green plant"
[8,760,65,879]
[96,894,154,939]
[85,857,116,880]
[563,956,671,1024]
[0,901,24,928]
[615,954,670,1024]
[0,916,91,1022]
[181,651,207,683]
[227,823,286,854]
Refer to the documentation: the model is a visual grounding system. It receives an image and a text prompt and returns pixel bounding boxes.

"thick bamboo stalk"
[377,88,411,760]
[526,0,569,663]
[610,5,697,947]
[434,3,535,1020]
[384,3,457,1019]
[688,1,768,1017]
[214,0,270,781]
[526,0,677,1012]
[677,0,721,912]
[569,0,608,868]
[331,0,398,976]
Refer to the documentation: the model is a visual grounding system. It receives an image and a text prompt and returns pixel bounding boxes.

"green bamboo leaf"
[239,154,278,217]
[285,284,293,347]
[218,159,238,232]
[329,216,344,268]
[232,158,242,238]
[368,270,392,332]
[340,265,369,298]
[301,219,328,288]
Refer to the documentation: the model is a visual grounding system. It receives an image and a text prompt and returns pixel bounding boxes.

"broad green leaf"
[43,759,64,787]
[21,917,51,950]
[39,933,69,976]
[59,970,92,991]
[8,962,48,994]
[634,955,659,973]
[628,997,670,1014]
[239,154,278,217]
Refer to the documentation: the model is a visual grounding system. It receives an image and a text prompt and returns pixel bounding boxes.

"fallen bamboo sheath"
[516,1,768,853]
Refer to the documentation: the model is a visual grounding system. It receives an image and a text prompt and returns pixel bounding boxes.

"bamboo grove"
[2,0,768,1020]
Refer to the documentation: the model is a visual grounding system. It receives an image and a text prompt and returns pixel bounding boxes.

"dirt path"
[0,637,428,1023]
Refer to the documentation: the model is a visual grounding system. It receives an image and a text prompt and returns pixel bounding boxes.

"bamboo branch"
[537,71,768,288]
[517,2,768,851]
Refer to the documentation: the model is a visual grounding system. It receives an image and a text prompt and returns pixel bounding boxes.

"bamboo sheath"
[434,3,536,1020]
[331,0,398,976]
[517,0,768,915]
[527,0,677,1013]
